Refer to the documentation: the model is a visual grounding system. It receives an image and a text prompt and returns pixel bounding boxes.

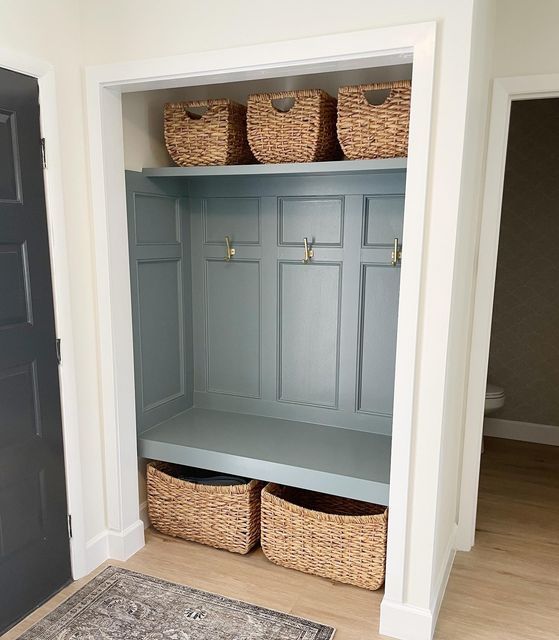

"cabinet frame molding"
[85,21,437,639]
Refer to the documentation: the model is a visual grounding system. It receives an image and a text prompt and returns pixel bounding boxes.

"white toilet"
[485,383,505,415]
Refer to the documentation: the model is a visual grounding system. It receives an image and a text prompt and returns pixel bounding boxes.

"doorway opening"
[458,96,559,636]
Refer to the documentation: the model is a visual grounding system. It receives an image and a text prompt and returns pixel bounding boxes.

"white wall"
[433,0,496,577]
[0,0,107,553]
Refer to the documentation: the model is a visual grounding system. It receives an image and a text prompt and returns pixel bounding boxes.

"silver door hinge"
[41,137,47,168]
[56,338,61,365]
[68,514,73,539]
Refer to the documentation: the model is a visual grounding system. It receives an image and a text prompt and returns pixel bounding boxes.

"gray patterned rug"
[18,566,335,639]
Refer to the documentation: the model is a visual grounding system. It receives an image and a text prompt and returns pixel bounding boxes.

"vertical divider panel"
[189,198,207,394]
[260,196,279,402]
[338,195,366,413]
[180,196,194,408]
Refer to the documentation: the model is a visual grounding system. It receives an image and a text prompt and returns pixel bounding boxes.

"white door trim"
[457,73,559,551]
[0,48,88,578]
[84,23,436,636]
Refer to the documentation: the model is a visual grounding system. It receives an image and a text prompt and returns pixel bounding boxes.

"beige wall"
[0,0,106,543]
[488,98,559,427]
[493,0,559,76]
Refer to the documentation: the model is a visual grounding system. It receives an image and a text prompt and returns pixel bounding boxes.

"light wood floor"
[3,437,558,639]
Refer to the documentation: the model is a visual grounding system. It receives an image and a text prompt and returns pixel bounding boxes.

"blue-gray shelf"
[139,407,391,505]
[142,157,407,178]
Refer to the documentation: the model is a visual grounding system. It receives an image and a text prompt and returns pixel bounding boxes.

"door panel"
[0,242,32,327]
[278,261,341,407]
[203,197,260,245]
[0,108,22,203]
[0,362,41,446]
[363,194,405,247]
[137,258,184,410]
[278,196,344,246]
[205,259,261,398]
[357,264,401,416]
[134,194,179,245]
[0,67,71,633]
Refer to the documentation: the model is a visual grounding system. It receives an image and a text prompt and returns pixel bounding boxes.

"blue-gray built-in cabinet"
[126,159,406,505]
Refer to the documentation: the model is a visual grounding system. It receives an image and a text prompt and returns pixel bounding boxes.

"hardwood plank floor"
[3,437,558,639]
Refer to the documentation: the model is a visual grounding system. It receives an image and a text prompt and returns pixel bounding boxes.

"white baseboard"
[379,600,433,640]
[84,520,145,574]
[139,501,150,529]
[484,418,559,446]
[379,525,456,640]
[85,530,110,575]
[431,525,457,625]
[108,520,145,560]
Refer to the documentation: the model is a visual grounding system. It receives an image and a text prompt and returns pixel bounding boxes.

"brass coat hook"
[391,238,402,266]
[225,235,236,261]
[302,237,314,264]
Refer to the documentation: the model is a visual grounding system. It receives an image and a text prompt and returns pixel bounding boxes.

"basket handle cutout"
[270,96,296,113]
[362,88,392,106]
[184,105,209,120]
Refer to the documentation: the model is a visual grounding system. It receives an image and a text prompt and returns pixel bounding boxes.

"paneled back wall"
[127,170,406,437]
[189,172,406,435]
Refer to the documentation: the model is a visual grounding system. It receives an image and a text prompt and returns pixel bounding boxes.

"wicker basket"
[164,99,254,167]
[147,461,263,554]
[337,81,411,159]
[247,90,340,163]
[261,483,388,590]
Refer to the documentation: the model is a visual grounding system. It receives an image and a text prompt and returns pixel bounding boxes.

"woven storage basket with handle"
[261,483,388,590]
[247,90,340,163]
[147,461,263,554]
[337,81,411,159]
[164,99,254,167]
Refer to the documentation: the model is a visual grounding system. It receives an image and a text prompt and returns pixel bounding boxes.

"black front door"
[0,67,71,633]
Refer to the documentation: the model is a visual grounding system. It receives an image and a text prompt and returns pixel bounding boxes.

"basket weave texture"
[247,90,340,164]
[337,81,411,159]
[164,99,254,167]
[261,483,388,590]
[147,461,263,554]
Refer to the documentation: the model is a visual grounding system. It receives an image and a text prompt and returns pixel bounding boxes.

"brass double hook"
[224,235,236,261]
[302,237,314,264]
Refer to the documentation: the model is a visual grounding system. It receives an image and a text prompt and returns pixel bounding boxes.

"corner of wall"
[84,521,145,575]
[379,524,456,640]
[379,600,434,640]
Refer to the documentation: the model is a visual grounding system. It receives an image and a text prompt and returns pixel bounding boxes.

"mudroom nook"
[80,24,438,640]
[127,159,406,505]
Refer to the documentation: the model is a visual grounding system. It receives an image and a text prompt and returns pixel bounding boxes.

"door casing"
[457,73,559,551]
[84,22,437,637]
[0,48,86,578]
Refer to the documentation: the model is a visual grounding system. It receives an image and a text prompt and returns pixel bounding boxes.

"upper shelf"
[142,157,407,178]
